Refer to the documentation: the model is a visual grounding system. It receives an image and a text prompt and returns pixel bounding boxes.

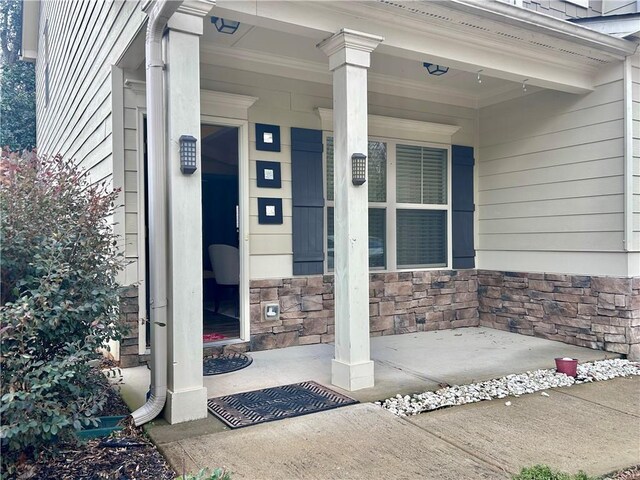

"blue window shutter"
[452,145,475,269]
[291,128,324,275]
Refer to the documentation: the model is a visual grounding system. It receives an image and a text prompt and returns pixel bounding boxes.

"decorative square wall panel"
[257,197,283,224]
[256,123,281,152]
[256,161,282,188]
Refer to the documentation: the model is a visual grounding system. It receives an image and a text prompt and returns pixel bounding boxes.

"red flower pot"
[555,357,578,377]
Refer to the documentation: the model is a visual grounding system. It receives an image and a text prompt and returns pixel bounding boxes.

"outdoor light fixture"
[351,153,367,186]
[179,135,197,174]
[211,16,240,34]
[423,62,449,76]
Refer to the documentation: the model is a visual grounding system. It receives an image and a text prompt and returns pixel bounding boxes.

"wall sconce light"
[179,135,197,174]
[211,16,240,34]
[351,153,367,186]
[423,62,449,76]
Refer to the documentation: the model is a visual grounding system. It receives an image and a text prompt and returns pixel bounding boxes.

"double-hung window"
[325,136,450,272]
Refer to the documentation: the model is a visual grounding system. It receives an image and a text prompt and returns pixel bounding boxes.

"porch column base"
[164,386,208,424]
[331,359,374,391]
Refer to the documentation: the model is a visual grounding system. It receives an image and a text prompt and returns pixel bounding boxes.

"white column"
[164,10,208,424]
[319,29,383,391]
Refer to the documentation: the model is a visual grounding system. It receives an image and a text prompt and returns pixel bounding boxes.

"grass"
[513,465,595,480]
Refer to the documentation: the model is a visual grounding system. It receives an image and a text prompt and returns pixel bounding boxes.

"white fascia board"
[213,1,598,93]
[20,0,40,62]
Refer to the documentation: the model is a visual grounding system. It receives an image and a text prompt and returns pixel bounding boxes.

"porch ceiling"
[200,23,528,109]
[212,0,638,94]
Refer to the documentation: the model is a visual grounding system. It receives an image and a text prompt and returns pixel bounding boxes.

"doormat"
[203,332,226,343]
[207,381,358,429]
[203,352,253,376]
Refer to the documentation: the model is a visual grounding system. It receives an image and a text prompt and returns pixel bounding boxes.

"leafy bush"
[176,467,232,480]
[512,465,594,480]
[0,150,127,469]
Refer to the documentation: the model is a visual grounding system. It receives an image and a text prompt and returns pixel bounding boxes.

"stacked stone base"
[478,271,640,360]
[248,270,479,351]
[119,270,640,366]
[118,286,145,368]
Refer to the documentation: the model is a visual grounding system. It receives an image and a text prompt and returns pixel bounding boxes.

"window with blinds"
[327,207,386,269]
[325,136,449,271]
[396,210,447,268]
[396,144,447,205]
[326,138,386,202]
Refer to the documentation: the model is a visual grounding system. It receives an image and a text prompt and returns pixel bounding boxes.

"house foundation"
[118,286,146,368]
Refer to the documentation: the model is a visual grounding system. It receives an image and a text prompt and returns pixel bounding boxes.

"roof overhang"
[20,0,39,62]
[213,0,639,94]
[446,0,638,56]
[570,13,640,40]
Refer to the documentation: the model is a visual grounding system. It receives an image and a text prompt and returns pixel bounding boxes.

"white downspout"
[131,0,182,427]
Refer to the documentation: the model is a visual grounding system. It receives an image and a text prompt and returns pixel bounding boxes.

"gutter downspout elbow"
[131,0,182,427]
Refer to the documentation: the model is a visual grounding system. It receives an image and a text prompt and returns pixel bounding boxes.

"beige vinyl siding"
[35,1,145,185]
[122,84,146,285]
[521,0,604,18]
[35,1,145,286]
[478,74,627,274]
[197,65,476,280]
[602,0,638,14]
[632,53,640,252]
[120,66,474,282]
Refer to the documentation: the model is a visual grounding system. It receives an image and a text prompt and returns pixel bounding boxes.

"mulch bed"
[11,368,177,480]
[606,466,640,480]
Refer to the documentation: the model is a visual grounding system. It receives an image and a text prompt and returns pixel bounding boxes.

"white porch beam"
[213,0,632,94]
[319,29,383,391]
[164,10,209,424]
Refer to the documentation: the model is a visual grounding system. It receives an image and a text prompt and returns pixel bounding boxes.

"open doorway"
[201,125,241,343]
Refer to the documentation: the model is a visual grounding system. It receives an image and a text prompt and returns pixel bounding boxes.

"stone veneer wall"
[118,286,145,368]
[248,270,479,351]
[477,271,640,360]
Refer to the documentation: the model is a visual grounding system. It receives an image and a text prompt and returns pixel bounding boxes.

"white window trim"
[323,132,453,273]
[317,108,460,144]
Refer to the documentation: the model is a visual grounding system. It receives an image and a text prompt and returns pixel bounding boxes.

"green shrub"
[176,468,232,480]
[0,150,127,469]
[512,465,595,480]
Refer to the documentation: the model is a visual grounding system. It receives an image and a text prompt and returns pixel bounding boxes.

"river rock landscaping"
[377,358,640,416]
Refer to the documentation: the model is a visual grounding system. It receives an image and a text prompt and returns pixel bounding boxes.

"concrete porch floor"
[115,327,639,479]
[119,327,617,431]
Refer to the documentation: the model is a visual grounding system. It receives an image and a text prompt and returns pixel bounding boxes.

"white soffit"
[317,108,461,144]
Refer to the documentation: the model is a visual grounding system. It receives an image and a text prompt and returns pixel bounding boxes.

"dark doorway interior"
[201,125,241,343]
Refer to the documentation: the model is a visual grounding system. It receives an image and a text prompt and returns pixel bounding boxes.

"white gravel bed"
[377,358,640,417]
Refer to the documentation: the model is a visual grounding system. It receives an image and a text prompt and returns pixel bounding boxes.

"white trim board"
[317,108,460,144]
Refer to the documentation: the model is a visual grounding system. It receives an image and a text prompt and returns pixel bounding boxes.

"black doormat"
[207,381,358,429]
[203,352,253,376]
